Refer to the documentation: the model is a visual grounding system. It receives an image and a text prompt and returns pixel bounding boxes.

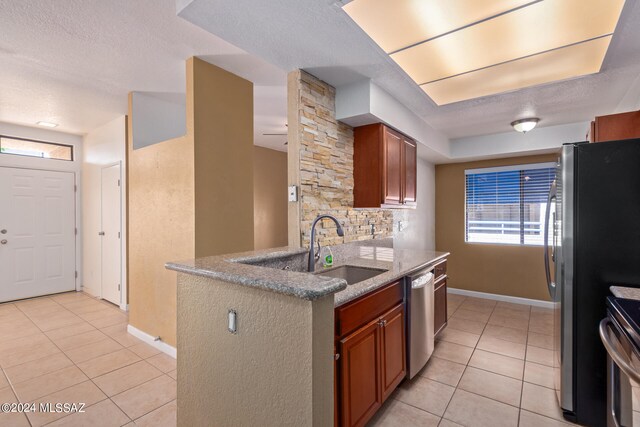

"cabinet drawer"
[336,281,404,338]
[434,260,447,280]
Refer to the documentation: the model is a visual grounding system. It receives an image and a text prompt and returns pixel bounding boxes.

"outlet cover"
[288,185,298,202]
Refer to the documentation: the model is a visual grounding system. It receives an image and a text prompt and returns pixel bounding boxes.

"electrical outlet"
[288,185,298,202]
[398,221,407,232]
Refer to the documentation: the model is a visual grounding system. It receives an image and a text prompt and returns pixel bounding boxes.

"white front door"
[0,167,76,302]
[100,164,121,305]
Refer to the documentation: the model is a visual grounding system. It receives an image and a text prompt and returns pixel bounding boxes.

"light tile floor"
[369,294,582,427]
[0,292,176,427]
[2,292,584,427]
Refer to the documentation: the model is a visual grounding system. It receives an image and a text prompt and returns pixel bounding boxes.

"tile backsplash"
[291,70,394,247]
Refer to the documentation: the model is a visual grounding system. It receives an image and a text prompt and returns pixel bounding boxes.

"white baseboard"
[127,324,177,359]
[447,287,554,309]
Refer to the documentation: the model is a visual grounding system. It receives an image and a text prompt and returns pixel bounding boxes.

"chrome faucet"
[308,214,344,272]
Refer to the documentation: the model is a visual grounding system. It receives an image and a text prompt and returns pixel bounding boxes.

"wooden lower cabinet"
[339,318,383,427]
[380,304,406,401]
[434,278,447,336]
[338,302,406,427]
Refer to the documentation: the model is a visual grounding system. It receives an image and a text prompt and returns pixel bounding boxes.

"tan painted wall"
[177,273,334,426]
[435,154,558,301]
[127,58,254,346]
[127,98,194,345]
[191,57,254,257]
[253,146,288,249]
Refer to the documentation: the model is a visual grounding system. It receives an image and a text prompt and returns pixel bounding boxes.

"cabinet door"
[434,279,448,336]
[402,137,417,205]
[340,319,382,427]
[380,304,406,401]
[382,127,403,205]
[594,111,640,142]
[334,343,339,427]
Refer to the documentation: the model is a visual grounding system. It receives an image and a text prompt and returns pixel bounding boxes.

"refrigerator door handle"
[552,211,557,262]
[544,180,557,299]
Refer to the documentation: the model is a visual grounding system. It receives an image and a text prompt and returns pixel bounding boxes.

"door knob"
[1,239,7,245]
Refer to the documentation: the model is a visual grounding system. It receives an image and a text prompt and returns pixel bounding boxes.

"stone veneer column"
[287,70,394,247]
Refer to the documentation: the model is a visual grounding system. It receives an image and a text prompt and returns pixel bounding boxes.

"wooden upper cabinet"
[592,110,640,142]
[402,137,417,206]
[383,128,403,206]
[354,123,417,208]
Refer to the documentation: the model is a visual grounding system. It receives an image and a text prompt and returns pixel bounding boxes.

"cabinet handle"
[378,319,387,327]
[334,353,340,361]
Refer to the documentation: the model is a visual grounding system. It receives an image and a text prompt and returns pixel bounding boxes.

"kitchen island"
[166,239,448,426]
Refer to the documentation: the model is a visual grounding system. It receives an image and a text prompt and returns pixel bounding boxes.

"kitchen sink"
[314,265,387,285]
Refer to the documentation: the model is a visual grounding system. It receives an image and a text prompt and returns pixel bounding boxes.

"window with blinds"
[465,163,556,245]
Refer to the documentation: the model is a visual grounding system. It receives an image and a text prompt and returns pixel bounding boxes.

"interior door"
[0,167,75,302]
[100,164,121,305]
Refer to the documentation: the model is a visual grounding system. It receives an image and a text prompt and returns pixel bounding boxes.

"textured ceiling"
[0,0,288,151]
[2,0,638,153]
[179,0,640,139]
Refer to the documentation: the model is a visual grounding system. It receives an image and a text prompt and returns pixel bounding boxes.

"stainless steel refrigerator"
[544,139,640,426]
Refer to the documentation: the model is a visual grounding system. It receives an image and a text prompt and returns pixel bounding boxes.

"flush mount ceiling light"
[36,121,58,128]
[343,0,626,105]
[511,118,539,133]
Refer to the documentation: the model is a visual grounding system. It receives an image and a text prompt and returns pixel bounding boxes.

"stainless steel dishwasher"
[406,268,435,379]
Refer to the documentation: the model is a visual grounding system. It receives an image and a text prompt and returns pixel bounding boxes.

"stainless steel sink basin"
[314,265,387,285]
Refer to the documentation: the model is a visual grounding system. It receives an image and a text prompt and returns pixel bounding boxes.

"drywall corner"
[188,57,254,258]
[82,116,127,305]
[131,92,186,150]
[335,79,450,163]
[127,91,195,347]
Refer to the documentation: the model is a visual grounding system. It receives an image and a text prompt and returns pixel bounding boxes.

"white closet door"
[100,163,121,305]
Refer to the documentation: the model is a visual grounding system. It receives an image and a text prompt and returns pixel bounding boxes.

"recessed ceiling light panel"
[390,0,625,85]
[344,0,626,105]
[420,36,611,105]
[344,0,532,53]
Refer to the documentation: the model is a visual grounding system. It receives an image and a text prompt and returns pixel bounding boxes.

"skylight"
[343,0,626,105]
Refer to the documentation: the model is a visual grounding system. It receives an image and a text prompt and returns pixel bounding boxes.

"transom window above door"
[0,135,74,161]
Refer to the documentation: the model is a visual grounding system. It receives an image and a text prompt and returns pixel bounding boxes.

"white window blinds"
[465,162,556,245]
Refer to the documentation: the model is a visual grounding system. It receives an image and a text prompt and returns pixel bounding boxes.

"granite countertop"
[610,286,640,300]
[166,240,449,306]
[165,246,347,301]
[327,246,448,306]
